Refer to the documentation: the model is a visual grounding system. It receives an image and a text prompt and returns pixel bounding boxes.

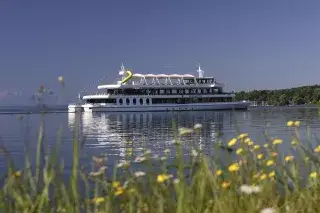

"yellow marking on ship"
[121,70,133,84]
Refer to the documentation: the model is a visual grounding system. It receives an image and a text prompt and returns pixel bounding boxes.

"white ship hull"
[68,64,250,113]
[68,101,250,113]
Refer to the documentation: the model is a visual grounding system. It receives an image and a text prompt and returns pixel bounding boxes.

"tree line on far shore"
[234,85,320,106]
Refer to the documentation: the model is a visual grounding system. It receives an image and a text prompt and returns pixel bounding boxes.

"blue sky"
[0,0,320,103]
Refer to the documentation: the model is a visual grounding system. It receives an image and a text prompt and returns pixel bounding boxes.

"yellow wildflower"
[228,138,237,147]
[257,154,264,160]
[285,155,294,162]
[112,181,120,188]
[309,172,318,179]
[266,160,275,166]
[157,174,170,183]
[216,169,223,176]
[244,138,251,144]
[92,197,105,204]
[272,139,283,145]
[247,141,254,146]
[268,171,275,178]
[291,139,298,145]
[253,145,260,150]
[228,163,240,172]
[236,148,244,155]
[263,144,269,148]
[287,121,294,127]
[129,188,135,193]
[294,121,300,127]
[238,133,248,140]
[314,145,320,153]
[260,174,267,181]
[287,120,300,127]
[13,171,22,177]
[221,181,231,188]
[114,186,124,196]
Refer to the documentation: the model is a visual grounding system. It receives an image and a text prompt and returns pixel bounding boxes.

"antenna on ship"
[197,63,204,78]
[77,93,82,104]
[119,63,125,76]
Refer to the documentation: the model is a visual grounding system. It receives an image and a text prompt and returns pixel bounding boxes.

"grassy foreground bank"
[1,117,320,213]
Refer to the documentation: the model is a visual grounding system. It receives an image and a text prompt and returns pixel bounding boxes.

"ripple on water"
[0,107,320,172]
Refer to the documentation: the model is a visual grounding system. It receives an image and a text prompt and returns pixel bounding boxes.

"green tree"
[312,88,320,104]
[235,84,320,106]
[278,94,288,106]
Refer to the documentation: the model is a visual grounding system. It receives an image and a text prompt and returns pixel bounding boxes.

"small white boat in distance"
[68,64,250,113]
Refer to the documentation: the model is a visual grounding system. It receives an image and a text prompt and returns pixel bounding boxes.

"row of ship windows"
[86,97,233,105]
[152,97,233,104]
[86,98,150,105]
[119,98,150,105]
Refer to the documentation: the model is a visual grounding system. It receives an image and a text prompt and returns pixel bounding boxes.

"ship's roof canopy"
[132,73,195,78]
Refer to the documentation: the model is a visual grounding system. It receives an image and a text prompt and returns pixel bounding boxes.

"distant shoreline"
[249,104,319,109]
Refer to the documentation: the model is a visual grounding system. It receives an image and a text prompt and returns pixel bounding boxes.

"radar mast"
[119,63,125,76]
[197,63,204,78]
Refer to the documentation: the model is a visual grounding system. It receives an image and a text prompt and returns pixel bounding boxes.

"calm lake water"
[0,107,320,176]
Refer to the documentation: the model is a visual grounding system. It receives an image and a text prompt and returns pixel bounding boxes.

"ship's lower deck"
[68,101,250,113]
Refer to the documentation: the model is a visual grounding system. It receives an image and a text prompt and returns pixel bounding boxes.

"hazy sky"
[1,0,320,103]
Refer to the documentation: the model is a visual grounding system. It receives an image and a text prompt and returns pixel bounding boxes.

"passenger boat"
[68,64,250,112]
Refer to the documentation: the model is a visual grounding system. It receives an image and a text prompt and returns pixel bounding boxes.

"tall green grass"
[1,114,320,213]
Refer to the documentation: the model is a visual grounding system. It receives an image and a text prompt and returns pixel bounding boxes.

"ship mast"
[119,63,125,75]
[197,63,204,78]
[118,63,127,82]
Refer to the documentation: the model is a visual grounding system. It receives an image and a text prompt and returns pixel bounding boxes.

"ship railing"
[68,103,83,107]
[83,92,235,96]
[91,103,117,106]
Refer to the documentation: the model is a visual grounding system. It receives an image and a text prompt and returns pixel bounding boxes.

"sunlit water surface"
[0,107,320,176]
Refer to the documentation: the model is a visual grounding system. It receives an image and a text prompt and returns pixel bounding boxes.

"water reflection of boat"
[68,111,231,161]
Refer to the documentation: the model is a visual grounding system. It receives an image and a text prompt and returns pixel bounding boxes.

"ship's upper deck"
[97,64,224,89]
